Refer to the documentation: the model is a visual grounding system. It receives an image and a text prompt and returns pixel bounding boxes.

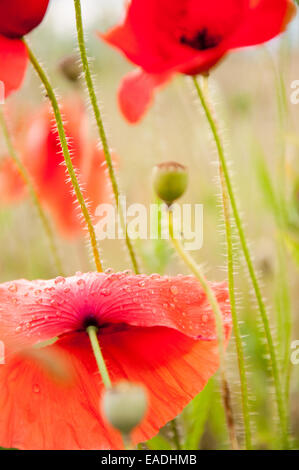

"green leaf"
[146,434,173,450]
[183,380,213,450]
[283,232,299,267]
[252,141,280,221]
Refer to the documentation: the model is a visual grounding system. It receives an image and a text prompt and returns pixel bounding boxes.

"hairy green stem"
[193,76,289,449]
[73,0,140,274]
[0,107,64,275]
[170,419,182,450]
[168,209,238,450]
[87,326,112,389]
[24,40,103,273]
[202,77,252,449]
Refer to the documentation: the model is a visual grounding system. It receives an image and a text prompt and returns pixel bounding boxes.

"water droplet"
[33,384,40,394]
[149,273,160,280]
[64,287,70,293]
[101,288,111,296]
[123,269,132,276]
[8,283,18,293]
[77,279,85,287]
[55,277,65,285]
[202,314,208,323]
[170,286,178,295]
[104,268,113,274]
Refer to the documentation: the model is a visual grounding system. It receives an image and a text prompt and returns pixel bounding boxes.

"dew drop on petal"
[104,268,113,274]
[202,314,208,323]
[170,286,178,295]
[8,283,18,293]
[123,269,132,276]
[149,273,160,280]
[55,277,66,285]
[33,384,40,394]
[101,288,111,296]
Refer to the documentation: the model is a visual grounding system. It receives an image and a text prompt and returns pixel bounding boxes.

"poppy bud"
[58,55,81,83]
[102,381,148,435]
[152,161,188,206]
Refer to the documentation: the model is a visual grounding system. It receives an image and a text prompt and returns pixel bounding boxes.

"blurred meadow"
[1,0,299,450]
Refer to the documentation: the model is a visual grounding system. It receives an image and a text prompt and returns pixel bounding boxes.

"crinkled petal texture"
[0,35,28,98]
[101,0,295,122]
[0,0,49,38]
[0,272,232,449]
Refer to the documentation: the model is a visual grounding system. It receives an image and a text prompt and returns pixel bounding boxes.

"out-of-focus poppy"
[100,0,296,123]
[0,97,115,238]
[0,271,231,449]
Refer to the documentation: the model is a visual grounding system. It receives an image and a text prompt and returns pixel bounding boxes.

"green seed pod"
[102,381,148,435]
[152,161,188,206]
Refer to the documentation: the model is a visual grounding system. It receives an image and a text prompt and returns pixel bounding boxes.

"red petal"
[0,156,26,203]
[0,0,49,38]
[0,325,229,449]
[0,35,28,97]
[226,0,296,49]
[100,0,295,78]
[118,69,171,123]
[0,272,231,354]
[20,97,114,238]
[85,144,116,217]
[100,0,241,75]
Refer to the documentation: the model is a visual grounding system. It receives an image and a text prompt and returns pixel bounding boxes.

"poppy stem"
[168,208,239,450]
[0,107,64,276]
[86,325,112,389]
[73,0,140,275]
[24,40,103,274]
[193,76,289,449]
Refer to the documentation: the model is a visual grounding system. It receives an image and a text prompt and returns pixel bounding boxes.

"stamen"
[180,28,220,51]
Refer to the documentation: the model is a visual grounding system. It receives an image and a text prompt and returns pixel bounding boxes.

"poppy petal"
[0,272,231,353]
[0,157,26,203]
[118,69,171,123]
[0,325,229,449]
[0,35,28,97]
[226,0,296,49]
[0,0,49,38]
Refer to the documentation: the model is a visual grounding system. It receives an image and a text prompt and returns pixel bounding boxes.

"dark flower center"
[180,28,221,51]
[82,315,100,330]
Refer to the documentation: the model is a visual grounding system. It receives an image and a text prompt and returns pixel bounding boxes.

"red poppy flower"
[0,0,49,97]
[100,0,296,123]
[0,97,116,238]
[0,271,231,449]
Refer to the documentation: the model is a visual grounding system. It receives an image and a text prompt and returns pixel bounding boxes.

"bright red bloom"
[0,271,231,450]
[0,97,115,238]
[0,0,49,97]
[100,0,296,123]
